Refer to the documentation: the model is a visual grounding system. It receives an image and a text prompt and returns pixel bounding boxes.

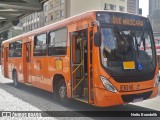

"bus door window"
[26,43,31,62]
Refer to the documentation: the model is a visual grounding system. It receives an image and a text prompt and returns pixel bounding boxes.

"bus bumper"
[93,86,159,107]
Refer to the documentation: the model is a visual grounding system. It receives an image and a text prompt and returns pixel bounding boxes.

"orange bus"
[1,10,159,107]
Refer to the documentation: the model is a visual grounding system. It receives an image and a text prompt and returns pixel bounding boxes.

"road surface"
[0,67,160,120]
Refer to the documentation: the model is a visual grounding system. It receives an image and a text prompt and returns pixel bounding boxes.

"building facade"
[44,0,127,25]
[43,0,66,25]
[20,11,44,33]
[127,0,139,14]
[20,0,141,33]
[149,0,160,32]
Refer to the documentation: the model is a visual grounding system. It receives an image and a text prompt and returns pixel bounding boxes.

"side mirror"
[94,32,101,47]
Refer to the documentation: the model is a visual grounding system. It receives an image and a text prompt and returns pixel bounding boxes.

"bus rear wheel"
[13,72,19,88]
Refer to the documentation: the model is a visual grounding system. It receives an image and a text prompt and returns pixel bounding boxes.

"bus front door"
[23,42,32,84]
[4,47,9,78]
[71,28,94,104]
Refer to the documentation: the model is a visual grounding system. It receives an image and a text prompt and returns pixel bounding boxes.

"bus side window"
[34,33,47,56]
[14,40,22,57]
[9,43,15,57]
[48,28,67,56]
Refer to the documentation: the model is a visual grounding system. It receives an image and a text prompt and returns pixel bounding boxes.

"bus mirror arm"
[94,32,101,47]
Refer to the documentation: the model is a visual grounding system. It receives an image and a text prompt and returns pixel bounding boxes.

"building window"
[49,3,53,10]
[109,4,116,11]
[55,10,60,19]
[44,5,48,12]
[60,0,64,4]
[104,3,109,10]
[45,16,48,22]
[51,14,53,21]
[32,14,34,19]
[34,22,37,28]
[34,34,47,56]
[55,0,60,6]
[37,12,40,18]
[60,9,64,17]
[119,6,125,12]
[48,28,67,56]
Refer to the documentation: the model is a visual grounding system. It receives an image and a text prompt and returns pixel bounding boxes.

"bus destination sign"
[111,16,144,27]
[97,12,146,27]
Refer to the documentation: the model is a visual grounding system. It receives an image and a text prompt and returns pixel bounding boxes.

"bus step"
[25,83,32,86]
[74,97,88,103]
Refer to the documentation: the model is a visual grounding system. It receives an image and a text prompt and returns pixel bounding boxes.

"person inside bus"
[101,28,116,59]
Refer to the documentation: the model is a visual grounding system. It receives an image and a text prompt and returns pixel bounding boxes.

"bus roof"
[2,10,148,44]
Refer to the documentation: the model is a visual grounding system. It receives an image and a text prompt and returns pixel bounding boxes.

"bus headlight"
[154,75,159,87]
[100,76,118,93]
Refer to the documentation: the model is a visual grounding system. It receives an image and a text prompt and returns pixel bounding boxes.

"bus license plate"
[133,97,143,103]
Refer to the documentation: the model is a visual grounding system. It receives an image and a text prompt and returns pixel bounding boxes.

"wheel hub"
[59,85,66,99]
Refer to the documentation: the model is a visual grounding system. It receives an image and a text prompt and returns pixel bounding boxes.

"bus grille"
[121,91,153,103]
[112,74,154,83]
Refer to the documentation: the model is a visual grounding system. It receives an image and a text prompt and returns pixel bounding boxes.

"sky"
[139,0,149,17]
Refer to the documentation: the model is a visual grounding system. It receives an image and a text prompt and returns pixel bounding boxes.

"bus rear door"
[23,42,32,84]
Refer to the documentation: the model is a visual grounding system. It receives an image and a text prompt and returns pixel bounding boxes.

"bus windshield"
[100,27,156,75]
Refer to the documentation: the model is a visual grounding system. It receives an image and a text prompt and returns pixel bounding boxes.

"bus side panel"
[38,57,53,92]
[14,58,24,83]
[8,58,23,82]
[40,57,53,92]
[8,58,14,79]
[31,57,41,88]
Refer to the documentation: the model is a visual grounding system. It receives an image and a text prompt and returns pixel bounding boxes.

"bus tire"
[55,80,69,104]
[13,71,19,88]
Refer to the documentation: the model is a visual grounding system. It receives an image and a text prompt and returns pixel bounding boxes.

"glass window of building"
[44,5,48,12]
[55,0,60,6]
[104,3,109,10]
[45,16,48,22]
[60,9,64,17]
[51,14,53,21]
[55,10,60,19]
[119,6,125,12]
[60,0,64,4]
[49,2,53,10]
[109,4,116,11]
[37,12,40,17]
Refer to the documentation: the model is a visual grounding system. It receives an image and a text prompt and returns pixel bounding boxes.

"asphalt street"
[0,67,160,120]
